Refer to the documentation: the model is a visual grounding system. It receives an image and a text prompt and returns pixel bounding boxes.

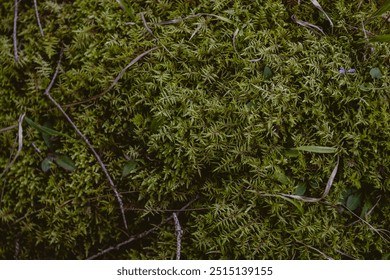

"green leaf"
[370,67,382,79]
[294,182,307,196]
[368,34,390,42]
[41,158,52,172]
[283,149,300,157]
[372,0,390,17]
[42,131,53,148]
[346,193,361,211]
[292,146,337,153]
[25,117,62,136]
[360,200,373,218]
[263,66,273,79]
[274,170,291,185]
[122,160,138,177]
[53,154,76,172]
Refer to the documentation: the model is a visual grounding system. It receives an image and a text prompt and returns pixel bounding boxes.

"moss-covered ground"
[0,0,389,259]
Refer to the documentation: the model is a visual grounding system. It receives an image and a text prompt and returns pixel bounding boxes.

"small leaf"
[42,132,53,148]
[263,66,273,79]
[274,170,291,185]
[360,200,373,218]
[122,160,138,177]
[294,182,307,196]
[368,34,390,42]
[283,149,300,157]
[53,154,76,172]
[150,117,163,133]
[41,158,52,172]
[371,0,390,17]
[25,117,62,136]
[346,193,361,211]
[370,67,382,79]
[292,146,337,153]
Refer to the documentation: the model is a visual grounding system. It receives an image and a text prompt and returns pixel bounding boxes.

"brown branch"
[87,195,198,260]
[62,47,159,108]
[172,212,183,260]
[0,124,18,134]
[140,13,177,60]
[0,113,25,180]
[33,0,44,37]
[43,48,128,230]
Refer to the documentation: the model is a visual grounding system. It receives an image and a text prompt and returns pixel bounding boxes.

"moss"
[0,0,389,259]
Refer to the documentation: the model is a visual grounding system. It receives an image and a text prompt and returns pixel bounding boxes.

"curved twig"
[87,195,198,259]
[43,48,128,230]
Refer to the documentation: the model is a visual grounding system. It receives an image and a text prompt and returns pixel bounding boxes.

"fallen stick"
[43,47,128,230]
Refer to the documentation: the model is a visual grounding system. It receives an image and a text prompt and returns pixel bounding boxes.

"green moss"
[0,0,389,259]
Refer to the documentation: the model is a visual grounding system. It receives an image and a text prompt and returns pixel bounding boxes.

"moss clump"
[0,0,389,259]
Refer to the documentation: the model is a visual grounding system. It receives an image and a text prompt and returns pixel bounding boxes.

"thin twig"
[0,124,18,134]
[0,181,6,206]
[14,237,20,260]
[334,249,356,260]
[87,195,198,260]
[124,206,210,212]
[43,48,128,230]
[292,14,325,35]
[281,156,339,202]
[189,24,202,41]
[0,112,25,179]
[31,142,42,154]
[342,205,390,243]
[297,241,334,260]
[366,195,381,217]
[140,13,177,60]
[62,47,159,107]
[33,0,44,36]
[172,212,183,260]
[13,0,19,62]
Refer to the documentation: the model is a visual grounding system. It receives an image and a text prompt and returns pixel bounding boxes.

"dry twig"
[281,156,339,202]
[62,47,159,107]
[0,124,18,134]
[33,0,44,37]
[297,241,334,260]
[0,112,25,180]
[172,212,183,260]
[43,48,128,230]
[292,15,325,35]
[87,195,198,259]
[140,13,177,60]
[342,205,390,243]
